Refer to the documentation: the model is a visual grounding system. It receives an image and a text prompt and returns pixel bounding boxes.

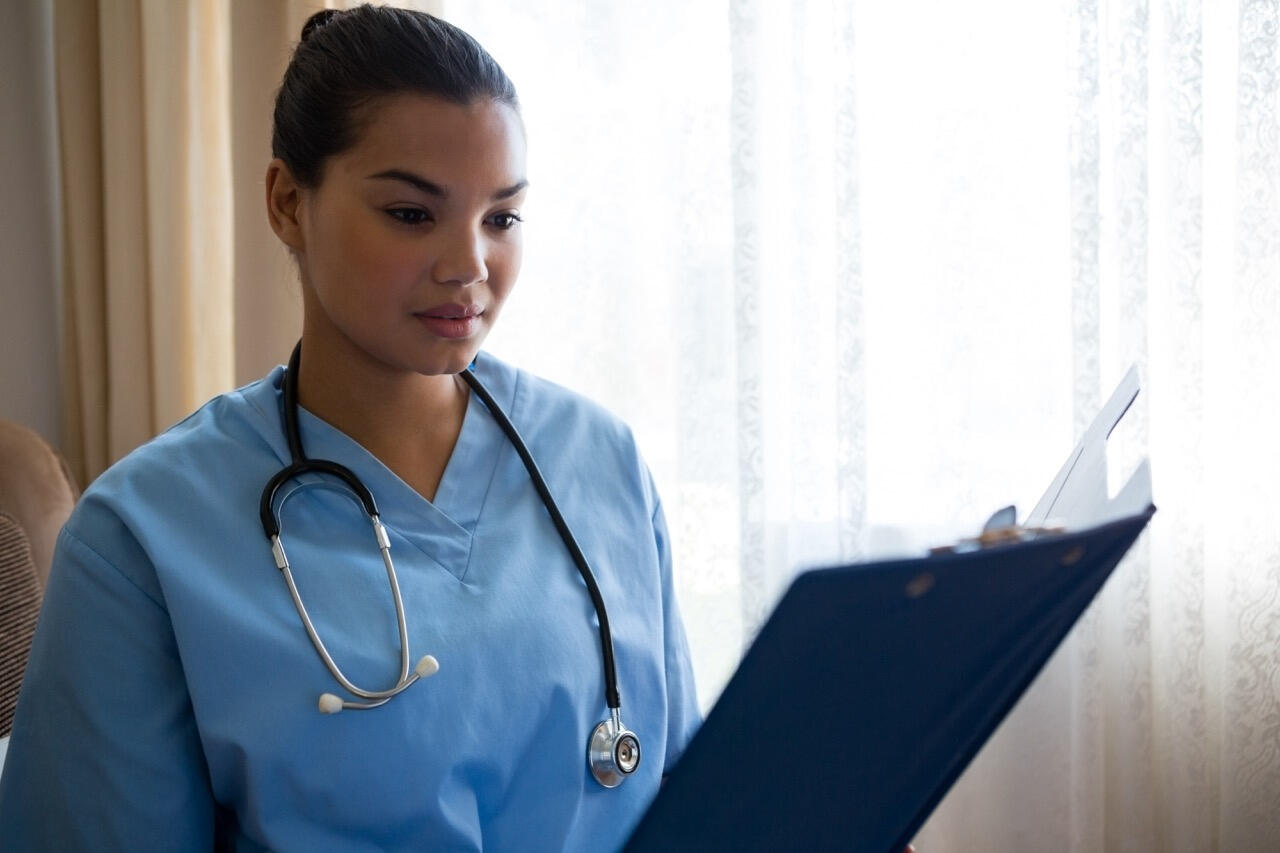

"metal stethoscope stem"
[257,342,640,786]
[268,515,437,712]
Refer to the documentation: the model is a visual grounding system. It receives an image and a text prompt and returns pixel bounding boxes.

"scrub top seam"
[55,522,217,800]
[458,362,525,582]
[240,371,282,436]
[238,368,297,468]
[57,524,168,613]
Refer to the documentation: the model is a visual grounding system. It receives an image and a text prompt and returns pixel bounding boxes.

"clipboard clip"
[928,504,1066,556]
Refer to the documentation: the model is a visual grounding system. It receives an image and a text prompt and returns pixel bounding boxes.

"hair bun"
[300,8,341,42]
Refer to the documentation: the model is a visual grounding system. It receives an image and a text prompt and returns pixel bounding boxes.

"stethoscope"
[258,342,641,788]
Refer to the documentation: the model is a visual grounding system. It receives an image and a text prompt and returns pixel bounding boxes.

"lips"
[413,304,484,339]
[416,303,483,320]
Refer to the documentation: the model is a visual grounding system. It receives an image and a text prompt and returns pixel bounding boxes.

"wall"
[0,0,61,447]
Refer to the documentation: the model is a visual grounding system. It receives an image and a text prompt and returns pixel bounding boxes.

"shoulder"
[64,369,288,574]
[84,369,285,501]
[474,349,625,418]
[473,351,636,444]
[472,351,659,513]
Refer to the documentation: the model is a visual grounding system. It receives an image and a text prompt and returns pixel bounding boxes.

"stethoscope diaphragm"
[259,342,640,787]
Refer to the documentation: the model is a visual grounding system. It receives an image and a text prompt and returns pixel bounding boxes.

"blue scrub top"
[0,352,700,851]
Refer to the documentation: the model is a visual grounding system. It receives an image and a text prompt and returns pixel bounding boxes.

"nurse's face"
[288,94,527,376]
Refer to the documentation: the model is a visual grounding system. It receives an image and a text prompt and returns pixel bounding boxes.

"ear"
[265,158,306,252]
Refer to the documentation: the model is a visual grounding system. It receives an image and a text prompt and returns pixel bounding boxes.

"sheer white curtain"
[448,0,1278,848]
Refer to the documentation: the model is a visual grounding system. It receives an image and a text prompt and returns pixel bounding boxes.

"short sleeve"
[0,519,216,850]
[650,499,702,771]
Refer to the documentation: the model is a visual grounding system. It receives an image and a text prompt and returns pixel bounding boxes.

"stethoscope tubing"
[261,343,624,714]
[458,369,623,711]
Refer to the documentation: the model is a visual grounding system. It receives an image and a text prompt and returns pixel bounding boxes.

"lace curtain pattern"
[450,1,1279,847]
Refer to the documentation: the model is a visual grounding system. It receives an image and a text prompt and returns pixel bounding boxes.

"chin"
[416,344,482,377]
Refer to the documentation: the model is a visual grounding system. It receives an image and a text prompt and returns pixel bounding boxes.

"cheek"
[309,213,420,301]
[491,240,523,298]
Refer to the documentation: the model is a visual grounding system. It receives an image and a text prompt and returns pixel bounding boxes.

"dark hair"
[272,5,519,188]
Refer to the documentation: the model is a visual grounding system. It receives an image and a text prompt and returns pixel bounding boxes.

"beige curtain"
[52,0,442,485]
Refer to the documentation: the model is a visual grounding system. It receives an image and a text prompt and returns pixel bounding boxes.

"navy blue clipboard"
[627,367,1155,852]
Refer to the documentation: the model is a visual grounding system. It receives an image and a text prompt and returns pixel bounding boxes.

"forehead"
[334,94,526,187]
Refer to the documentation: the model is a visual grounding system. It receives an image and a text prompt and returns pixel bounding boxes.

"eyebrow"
[367,169,528,201]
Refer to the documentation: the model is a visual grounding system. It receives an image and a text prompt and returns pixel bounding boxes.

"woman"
[0,7,700,850]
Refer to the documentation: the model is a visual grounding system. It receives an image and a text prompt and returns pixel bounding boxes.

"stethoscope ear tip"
[318,693,344,714]
[415,655,440,678]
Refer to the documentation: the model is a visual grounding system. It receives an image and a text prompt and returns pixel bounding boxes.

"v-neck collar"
[246,352,518,582]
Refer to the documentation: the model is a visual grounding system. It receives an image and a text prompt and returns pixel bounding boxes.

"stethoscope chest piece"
[588,708,641,788]
[268,342,640,788]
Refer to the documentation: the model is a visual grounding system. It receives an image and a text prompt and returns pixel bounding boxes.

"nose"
[432,224,488,286]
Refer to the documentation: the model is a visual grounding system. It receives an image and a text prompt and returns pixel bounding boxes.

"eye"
[386,207,432,226]
[487,211,524,231]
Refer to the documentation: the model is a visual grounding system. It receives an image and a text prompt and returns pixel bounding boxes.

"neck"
[293,323,469,502]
